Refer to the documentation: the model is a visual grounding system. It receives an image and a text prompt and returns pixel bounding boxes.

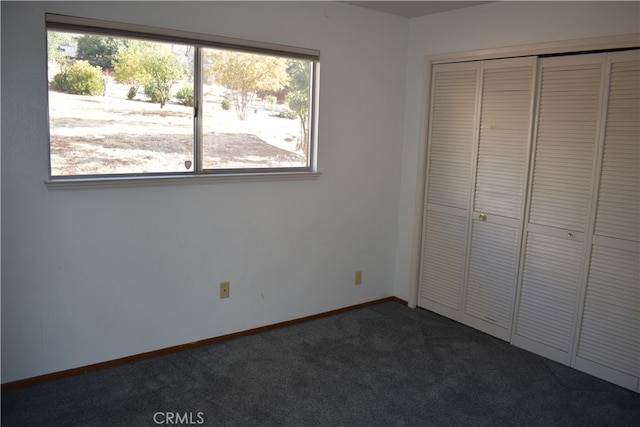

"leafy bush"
[221,99,231,110]
[126,86,138,100]
[277,109,296,120]
[51,61,105,96]
[144,82,162,104]
[175,85,194,106]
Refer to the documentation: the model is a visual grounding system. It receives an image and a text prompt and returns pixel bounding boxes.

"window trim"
[44,171,323,190]
[44,14,321,187]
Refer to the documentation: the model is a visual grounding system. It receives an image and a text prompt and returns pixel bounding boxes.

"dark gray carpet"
[2,301,639,426]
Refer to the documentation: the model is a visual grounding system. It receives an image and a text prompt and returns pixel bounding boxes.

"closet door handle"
[478,213,487,221]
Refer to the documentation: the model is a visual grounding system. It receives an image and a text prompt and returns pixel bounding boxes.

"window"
[46,14,319,180]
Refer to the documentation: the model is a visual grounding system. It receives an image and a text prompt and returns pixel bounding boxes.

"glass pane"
[201,48,311,170]
[48,31,194,176]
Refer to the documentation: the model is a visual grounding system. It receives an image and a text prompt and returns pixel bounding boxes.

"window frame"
[44,14,321,188]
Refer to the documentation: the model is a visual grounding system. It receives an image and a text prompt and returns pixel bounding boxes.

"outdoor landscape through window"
[47,29,314,177]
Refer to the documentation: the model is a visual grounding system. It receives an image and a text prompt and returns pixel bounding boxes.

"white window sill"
[45,171,322,190]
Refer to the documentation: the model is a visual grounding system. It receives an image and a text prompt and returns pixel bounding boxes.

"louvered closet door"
[573,50,640,392]
[418,62,479,320]
[512,54,607,364]
[461,57,536,341]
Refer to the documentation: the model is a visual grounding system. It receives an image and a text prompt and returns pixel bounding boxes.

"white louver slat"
[427,65,478,209]
[419,210,467,316]
[516,233,583,356]
[578,243,639,377]
[595,56,640,242]
[474,64,534,219]
[528,60,603,231]
[464,221,520,330]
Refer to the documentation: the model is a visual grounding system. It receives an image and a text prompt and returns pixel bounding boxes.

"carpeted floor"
[2,301,639,426]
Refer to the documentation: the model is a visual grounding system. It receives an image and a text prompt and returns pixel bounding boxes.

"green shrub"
[278,109,296,120]
[144,80,174,108]
[51,73,66,91]
[144,82,160,103]
[221,99,231,110]
[126,86,137,100]
[51,61,105,96]
[175,85,194,106]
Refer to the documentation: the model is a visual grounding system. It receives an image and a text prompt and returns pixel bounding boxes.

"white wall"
[0,1,408,383]
[393,1,640,302]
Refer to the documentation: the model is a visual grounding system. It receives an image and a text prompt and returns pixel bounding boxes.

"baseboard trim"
[2,296,408,391]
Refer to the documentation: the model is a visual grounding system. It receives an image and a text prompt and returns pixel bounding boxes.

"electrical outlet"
[220,281,230,299]
[355,271,363,285]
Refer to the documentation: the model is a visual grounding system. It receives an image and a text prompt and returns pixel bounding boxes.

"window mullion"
[194,46,203,173]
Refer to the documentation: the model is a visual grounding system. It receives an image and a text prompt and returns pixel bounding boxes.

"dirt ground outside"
[49,79,307,176]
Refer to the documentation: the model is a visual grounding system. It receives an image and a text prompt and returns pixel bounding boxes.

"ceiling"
[341,1,493,18]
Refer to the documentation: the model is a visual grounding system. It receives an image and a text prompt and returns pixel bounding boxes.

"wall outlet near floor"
[355,271,363,285]
[220,281,230,299]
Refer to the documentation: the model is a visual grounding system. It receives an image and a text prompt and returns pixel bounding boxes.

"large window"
[46,15,319,179]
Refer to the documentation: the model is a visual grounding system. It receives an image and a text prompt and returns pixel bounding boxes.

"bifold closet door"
[461,57,536,341]
[418,62,479,320]
[573,50,639,392]
[419,58,536,336]
[512,53,607,364]
[419,49,638,392]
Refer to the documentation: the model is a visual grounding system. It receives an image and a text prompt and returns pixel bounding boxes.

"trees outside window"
[286,60,312,153]
[205,50,289,121]
[47,25,317,178]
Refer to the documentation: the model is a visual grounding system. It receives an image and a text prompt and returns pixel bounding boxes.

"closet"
[418,49,639,392]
